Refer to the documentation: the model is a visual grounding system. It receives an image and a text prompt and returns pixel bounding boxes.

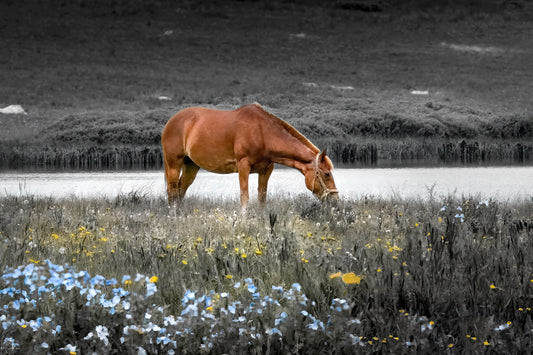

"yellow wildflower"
[206,306,213,312]
[124,280,132,286]
[226,275,233,279]
[51,234,59,239]
[342,272,362,285]
[254,249,263,256]
[490,284,497,289]
[301,258,308,263]
[484,341,490,346]
[329,272,342,279]
[149,276,158,283]
[182,260,188,265]
[241,253,247,258]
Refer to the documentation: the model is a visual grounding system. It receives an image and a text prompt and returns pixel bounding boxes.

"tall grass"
[1,194,532,352]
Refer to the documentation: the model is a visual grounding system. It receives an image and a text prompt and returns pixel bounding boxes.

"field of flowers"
[1,193,533,353]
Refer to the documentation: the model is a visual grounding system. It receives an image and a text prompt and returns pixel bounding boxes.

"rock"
[0,105,27,115]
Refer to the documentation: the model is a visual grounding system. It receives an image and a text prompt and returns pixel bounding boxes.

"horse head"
[304,149,339,202]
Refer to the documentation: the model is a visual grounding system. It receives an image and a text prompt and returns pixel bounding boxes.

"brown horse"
[161,103,338,207]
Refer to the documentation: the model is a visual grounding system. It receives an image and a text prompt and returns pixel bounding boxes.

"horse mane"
[250,102,319,154]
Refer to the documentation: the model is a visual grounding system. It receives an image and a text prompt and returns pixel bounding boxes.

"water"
[1,167,532,201]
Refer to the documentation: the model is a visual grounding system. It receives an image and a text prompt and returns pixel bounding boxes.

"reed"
[2,137,531,170]
[1,194,532,353]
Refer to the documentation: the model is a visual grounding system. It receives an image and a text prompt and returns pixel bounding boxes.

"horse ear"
[319,149,328,162]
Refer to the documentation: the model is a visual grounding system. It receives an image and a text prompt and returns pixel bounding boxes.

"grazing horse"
[161,103,338,207]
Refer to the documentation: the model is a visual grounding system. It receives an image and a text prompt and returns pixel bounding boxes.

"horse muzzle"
[319,188,339,202]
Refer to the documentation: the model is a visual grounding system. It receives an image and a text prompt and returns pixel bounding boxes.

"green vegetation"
[1,194,532,352]
[1,0,532,168]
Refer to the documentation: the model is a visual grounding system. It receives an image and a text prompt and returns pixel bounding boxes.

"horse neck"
[268,136,318,174]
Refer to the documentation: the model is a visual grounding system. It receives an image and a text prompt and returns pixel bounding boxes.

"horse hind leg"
[177,157,200,200]
[164,155,183,205]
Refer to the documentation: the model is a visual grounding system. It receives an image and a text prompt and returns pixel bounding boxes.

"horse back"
[162,106,267,173]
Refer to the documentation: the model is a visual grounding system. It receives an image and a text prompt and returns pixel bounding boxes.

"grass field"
[1,0,532,168]
[1,194,533,353]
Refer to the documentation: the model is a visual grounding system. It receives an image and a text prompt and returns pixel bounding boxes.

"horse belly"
[186,137,238,174]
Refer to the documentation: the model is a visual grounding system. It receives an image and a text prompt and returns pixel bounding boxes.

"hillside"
[1,0,532,168]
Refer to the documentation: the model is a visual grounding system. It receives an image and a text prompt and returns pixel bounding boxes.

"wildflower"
[182,260,188,265]
[301,258,308,263]
[267,328,282,336]
[60,344,77,354]
[226,274,233,279]
[149,276,158,283]
[96,325,110,346]
[329,272,342,279]
[377,268,382,273]
[146,282,157,298]
[292,283,302,292]
[255,249,263,255]
[484,341,490,346]
[272,285,283,292]
[51,233,59,239]
[241,253,247,258]
[342,272,362,285]
[490,284,497,290]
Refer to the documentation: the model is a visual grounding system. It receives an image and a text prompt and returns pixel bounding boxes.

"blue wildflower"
[146,282,157,298]
[291,283,302,292]
[272,285,283,292]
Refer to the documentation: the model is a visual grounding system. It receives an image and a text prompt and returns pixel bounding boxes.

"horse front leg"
[258,164,274,204]
[237,160,251,209]
[164,155,183,205]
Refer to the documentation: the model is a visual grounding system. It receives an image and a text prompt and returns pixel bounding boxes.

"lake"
[1,167,532,201]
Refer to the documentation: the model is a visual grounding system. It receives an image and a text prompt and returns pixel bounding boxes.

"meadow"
[1,193,533,353]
